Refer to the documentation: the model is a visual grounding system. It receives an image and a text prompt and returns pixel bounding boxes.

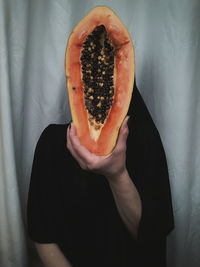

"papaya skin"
[65,6,134,155]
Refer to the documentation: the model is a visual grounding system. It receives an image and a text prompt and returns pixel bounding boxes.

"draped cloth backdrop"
[0,0,200,266]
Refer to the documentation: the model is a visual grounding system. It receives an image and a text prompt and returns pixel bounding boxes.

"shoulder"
[34,123,69,157]
[38,123,68,143]
[40,123,68,137]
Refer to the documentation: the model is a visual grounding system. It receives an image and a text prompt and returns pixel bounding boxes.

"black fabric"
[27,84,174,267]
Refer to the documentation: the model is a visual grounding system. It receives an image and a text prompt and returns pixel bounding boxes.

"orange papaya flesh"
[65,6,134,155]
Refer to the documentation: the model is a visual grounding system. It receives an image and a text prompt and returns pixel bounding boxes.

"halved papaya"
[65,6,134,155]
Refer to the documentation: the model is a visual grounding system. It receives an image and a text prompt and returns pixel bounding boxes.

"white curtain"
[0,0,199,266]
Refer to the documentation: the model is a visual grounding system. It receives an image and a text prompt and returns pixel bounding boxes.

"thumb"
[114,116,130,151]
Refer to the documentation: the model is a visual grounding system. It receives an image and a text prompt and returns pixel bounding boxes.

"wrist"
[106,168,128,183]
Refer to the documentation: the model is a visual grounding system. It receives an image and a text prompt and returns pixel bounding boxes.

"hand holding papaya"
[66,116,129,180]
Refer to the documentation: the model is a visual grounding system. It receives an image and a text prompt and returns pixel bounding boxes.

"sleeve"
[27,124,60,243]
[128,128,174,243]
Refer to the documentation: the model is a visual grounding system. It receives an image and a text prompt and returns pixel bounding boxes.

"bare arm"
[35,243,72,267]
[107,169,141,238]
[67,116,142,238]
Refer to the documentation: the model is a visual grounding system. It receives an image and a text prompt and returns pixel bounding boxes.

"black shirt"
[27,85,174,267]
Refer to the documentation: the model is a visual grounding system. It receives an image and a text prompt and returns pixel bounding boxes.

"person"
[27,82,174,267]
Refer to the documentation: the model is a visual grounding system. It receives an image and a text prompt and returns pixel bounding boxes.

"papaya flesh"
[65,6,134,155]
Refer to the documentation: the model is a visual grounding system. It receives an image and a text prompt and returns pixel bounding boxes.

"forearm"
[35,243,72,267]
[107,169,142,238]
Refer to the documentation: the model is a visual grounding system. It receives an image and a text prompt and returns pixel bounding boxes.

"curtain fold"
[0,0,199,266]
[0,1,28,266]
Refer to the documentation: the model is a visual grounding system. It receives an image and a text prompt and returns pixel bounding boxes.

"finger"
[66,125,79,159]
[114,116,129,152]
[67,125,86,168]
[66,125,74,153]
[69,123,94,163]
